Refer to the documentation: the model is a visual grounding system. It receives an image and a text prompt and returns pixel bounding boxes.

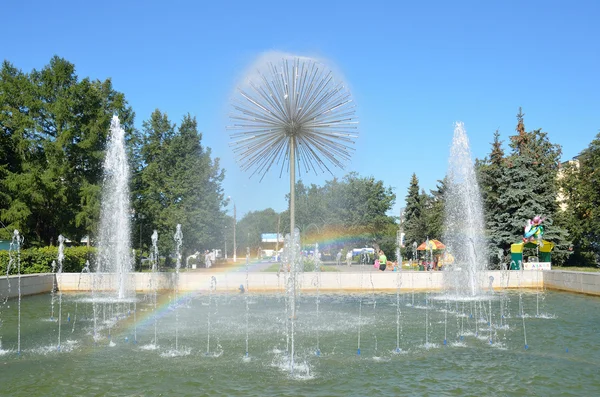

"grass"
[553,266,600,273]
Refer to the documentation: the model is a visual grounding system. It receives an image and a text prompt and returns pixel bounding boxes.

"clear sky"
[3,0,599,219]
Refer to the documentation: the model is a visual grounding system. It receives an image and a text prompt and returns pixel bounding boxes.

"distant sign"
[523,262,551,270]
[261,233,284,243]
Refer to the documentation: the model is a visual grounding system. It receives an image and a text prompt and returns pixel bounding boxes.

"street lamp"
[224,225,228,259]
[229,196,237,263]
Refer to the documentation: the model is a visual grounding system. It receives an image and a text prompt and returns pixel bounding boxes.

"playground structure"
[510,239,555,270]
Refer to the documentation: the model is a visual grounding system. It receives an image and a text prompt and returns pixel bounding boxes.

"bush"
[0,246,96,274]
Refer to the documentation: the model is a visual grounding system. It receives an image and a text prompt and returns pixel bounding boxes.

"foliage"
[424,177,447,240]
[477,109,571,266]
[276,172,397,252]
[133,111,227,261]
[235,208,280,255]
[476,129,507,267]
[0,57,134,246]
[233,173,398,256]
[0,246,94,274]
[1,58,228,268]
[557,132,600,266]
[403,174,427,247]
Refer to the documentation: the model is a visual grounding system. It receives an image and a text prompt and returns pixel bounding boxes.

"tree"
[135,111,226,261]
[403,173,427,249]
[0,57,134,245]
[279,172,397,252]
[236,208,280,254]
[558,132,600,265]
[425,177,447,240]
[492,110,571,264]
[476,129,508,266]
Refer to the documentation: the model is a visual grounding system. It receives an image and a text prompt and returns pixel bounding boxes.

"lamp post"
[224,225,228,260]
[275,214,281,259]
[229,196,237,263]
[234,201,237,262]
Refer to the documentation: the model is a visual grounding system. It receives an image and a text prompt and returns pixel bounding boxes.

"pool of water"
[1,289,599,396]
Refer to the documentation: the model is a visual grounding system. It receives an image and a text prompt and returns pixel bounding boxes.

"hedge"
[0,246,96,275]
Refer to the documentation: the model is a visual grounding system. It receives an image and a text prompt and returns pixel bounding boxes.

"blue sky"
[3,0,599,219]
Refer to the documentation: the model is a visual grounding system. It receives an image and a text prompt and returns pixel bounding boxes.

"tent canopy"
[417,239,446,251]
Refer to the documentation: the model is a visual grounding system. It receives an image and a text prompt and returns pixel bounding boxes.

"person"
[346,250,353,266]
[378,250,387,271]
[361,248,370,265]
[204,250,212,268]
[336,250,342,266]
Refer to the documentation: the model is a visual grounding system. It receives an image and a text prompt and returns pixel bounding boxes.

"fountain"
[282,228,302,373]
[56,235,65,351]
[0,189,599,393]
[443,122,488,297]
[173,224,182,353]
[96,115,133,300]
[0,97,598,394]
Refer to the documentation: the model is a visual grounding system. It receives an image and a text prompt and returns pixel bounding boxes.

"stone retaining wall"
[54,270,542,293]
[543,270,600,295]
[0,274,55,299]
[2,270,598,298]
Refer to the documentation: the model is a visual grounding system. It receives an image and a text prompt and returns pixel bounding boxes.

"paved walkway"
[322,263,396,272]
[185,260,407,273]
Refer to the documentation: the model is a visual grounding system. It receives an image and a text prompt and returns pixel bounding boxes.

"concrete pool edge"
[1,270,599,298]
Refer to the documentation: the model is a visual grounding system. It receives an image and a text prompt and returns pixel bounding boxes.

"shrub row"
[0,246,95,275]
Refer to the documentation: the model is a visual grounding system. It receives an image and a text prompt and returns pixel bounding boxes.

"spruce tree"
[476,129,507,266]
[403,173,427,250]
[494,110,571,264]
[425,177,447,241]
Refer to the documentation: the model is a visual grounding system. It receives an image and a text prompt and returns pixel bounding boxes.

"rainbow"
[116,227,379,339]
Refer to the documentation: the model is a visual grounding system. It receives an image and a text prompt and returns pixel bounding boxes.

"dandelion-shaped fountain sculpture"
[229,55,358,233]
[229,55,358,374]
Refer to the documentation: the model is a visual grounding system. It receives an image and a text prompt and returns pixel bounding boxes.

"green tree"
[558,132,600,265]
[493,110,571,264]
[279,172,396,252]
[403,173,427,250]
[0,57,134,245]
[425,177,447,240]
[135,111,226,261]
[236,208,280,254]
[476,129,508,266]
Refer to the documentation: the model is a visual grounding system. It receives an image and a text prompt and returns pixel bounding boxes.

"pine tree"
[403,173,427,250]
